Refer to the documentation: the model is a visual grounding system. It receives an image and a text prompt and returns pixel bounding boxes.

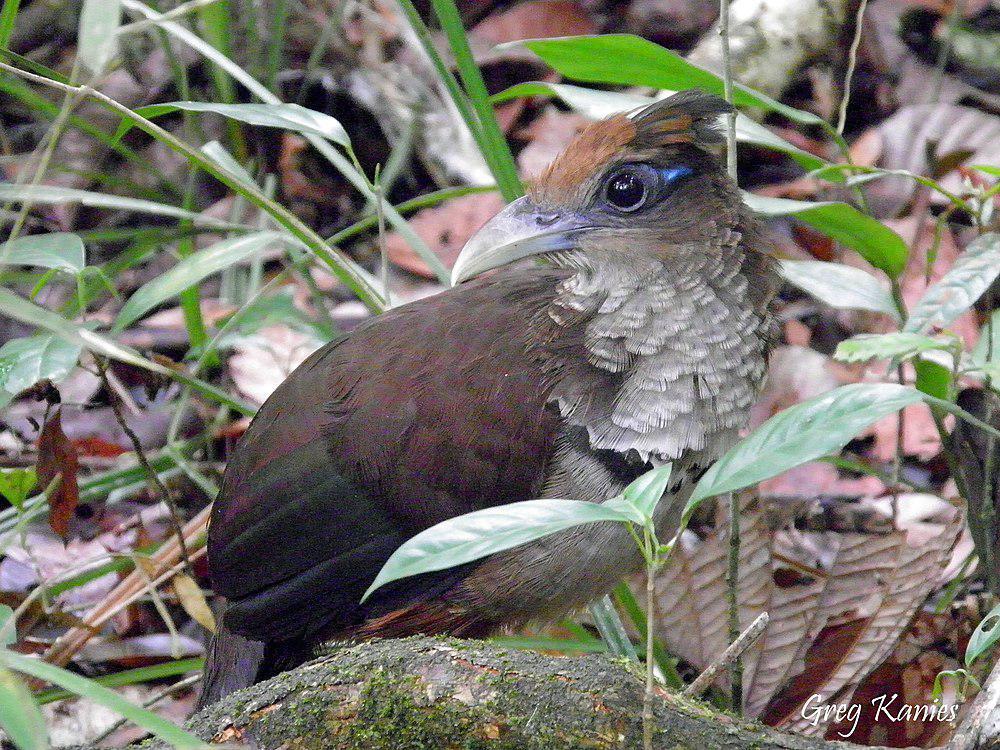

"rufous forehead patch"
[531,115,636,203]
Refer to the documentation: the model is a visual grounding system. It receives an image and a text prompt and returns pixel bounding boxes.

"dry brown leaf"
[652,496,963,727]
[471,0,596,46]
[859,104,1000,218]
[384,193,505,278]
[228,325,324,405]
[36,408,80,539]
[172,572,216,633]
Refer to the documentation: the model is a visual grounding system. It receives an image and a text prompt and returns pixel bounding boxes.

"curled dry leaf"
[35,408,79,539]
[855,104,1000,218]
[650,496,963,732]
[228,325,324,405]
[384,193,505,278]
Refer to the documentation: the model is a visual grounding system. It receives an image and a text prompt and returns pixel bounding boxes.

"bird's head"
[452,89,746,286]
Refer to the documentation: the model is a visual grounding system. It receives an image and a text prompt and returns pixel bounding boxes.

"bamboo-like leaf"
[690,384,924,503]
[200,140,256,188]
[746,194,909,278]
[78,0,121,75]
[0,233,85,272]
[0,288,254,415]
[492,82,827,173]
[779,260,899,318]
[172,573,216,633]
[114,232,283,331]
[511,34,823,125]
[904,232,1000,334]
[123,101,350,147]
[363,499,634,601]
[0,650,206,748]
[834,332,953,363]
[0,666,48,750]
[34,658,203,705]
[0,184,238,226]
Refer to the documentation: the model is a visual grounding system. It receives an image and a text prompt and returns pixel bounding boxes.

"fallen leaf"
[36,408,79,539]
[172,573,216,633]
[384,192,505,278]
[228,325,324,405]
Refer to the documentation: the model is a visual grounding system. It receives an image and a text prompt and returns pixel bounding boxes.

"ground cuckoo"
[200,89,780,706]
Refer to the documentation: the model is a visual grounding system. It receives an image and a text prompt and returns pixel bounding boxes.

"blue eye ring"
[603,164,693,213]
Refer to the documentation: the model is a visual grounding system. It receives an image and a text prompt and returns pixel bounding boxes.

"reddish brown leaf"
[384,193,505,278]
[471,1,596,46]
[35,408,80,538]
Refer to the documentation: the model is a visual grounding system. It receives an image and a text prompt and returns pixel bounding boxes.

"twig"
[927,0,964,105]
[726,492,742,710]
[89,673,203,746]
[684,611,769,699]
[95,357,193,576]
[718,0,737,181]
[836,0,868,137]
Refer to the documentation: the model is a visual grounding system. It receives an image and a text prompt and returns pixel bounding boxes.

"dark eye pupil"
[607,171,645,209]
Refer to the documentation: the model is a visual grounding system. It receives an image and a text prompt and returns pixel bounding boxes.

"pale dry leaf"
[228,324,324,405]
[384,193,505,278]
[172,572,216,633]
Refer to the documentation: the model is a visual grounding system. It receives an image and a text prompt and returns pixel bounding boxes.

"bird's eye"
[604,168,648,211]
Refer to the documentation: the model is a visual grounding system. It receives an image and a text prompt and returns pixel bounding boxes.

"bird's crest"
[532,89,732,203]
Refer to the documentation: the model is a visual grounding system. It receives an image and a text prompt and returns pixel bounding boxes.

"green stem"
[427,0,522,201]
[0,0,20,48]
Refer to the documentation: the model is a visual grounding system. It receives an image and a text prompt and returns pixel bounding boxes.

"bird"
[198,89,779,707]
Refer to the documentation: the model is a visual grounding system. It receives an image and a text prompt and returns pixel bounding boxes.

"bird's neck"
[542,237,778,465]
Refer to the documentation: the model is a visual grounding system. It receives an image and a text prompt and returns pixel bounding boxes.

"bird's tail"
[197,615,266,710]
[197,606,318,710]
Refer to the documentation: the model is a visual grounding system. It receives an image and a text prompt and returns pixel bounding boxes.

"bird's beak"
[450,196,588,286]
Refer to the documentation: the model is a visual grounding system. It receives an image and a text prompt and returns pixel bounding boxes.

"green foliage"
[0,666,48,750]
[835,332,955,363]
[120,101,350,147]
[114,231,287,330]
[966,602,1000,667]
[904,232,1000,334]
[779,260,899,317]
[746,195,909,278]
[0,232,85,273]
[688,384,924,504]
[0,469,37,512]
[0,335,82,405]
[77,0,121,76]
[0,650,207,749]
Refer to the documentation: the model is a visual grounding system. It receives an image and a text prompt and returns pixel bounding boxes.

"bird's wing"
[207,273,566,642]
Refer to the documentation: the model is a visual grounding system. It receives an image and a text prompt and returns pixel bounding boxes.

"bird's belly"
[461,453,694,627]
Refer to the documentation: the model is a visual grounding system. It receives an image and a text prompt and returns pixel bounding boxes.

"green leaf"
[835,332,953,363]
[0,184,240,227]
[114,231,284,331]
[77,0,121,75]
[620,463,673,519]
[0,604,14,646]
[0,666,48,750]
[971,309,1000,367]
[512,35,823,125]
[0,650,206,749]
[914,358,952,400]
[966,602,1000,666]
[0,468,37,512]
[745,194,909,278]
[363,499,634,601]
[0,233,85,273]
[199,140,256,189]
[0,334,82,396]
[690,383,924,503]
[35,657,204,705]
[779,260,899,318]
[0,288,255,416]
[492,82,827,173]
[904,232,1000,334]
[123,101,350,147]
